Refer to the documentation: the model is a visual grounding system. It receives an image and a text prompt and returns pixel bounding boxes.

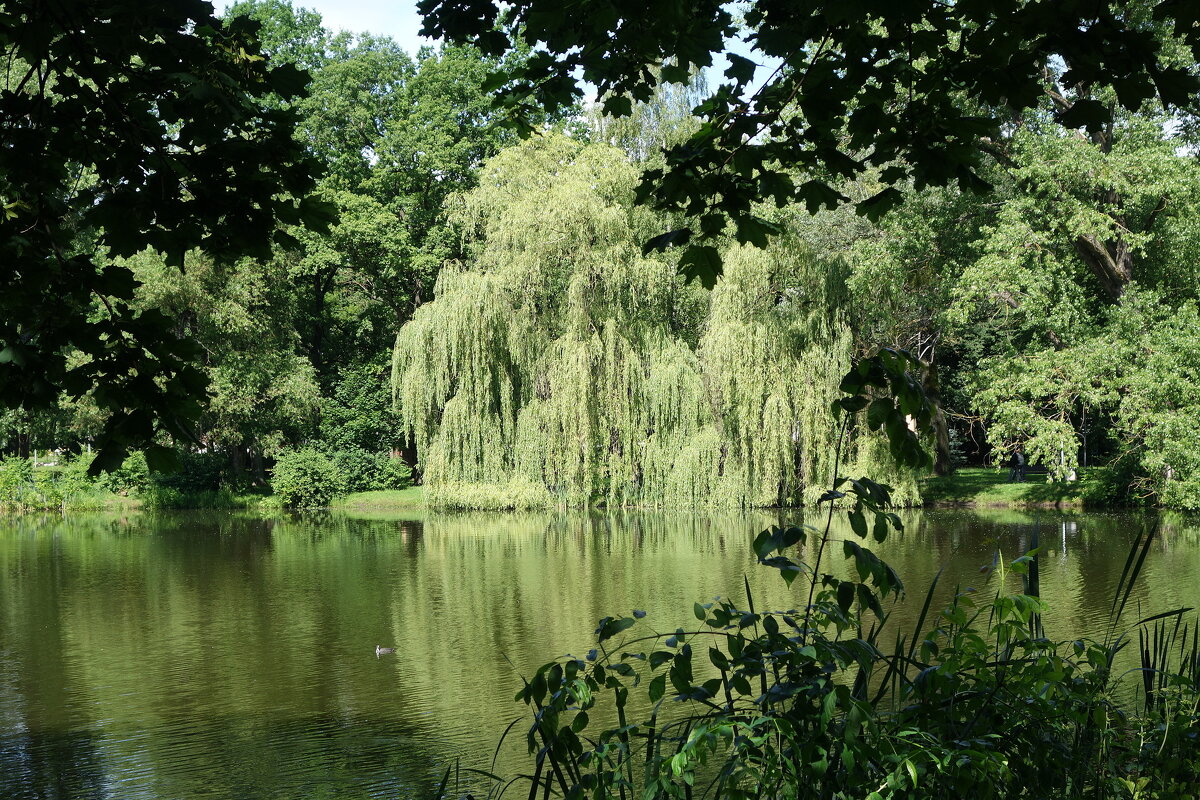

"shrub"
[59,453,97,498]
[0,456,34,507]
[328,448,412,493]
[271,447,347,507]
[97,451,151,494]
[0,456,101,510]
[427,478,552,510]
[152,451,228,494]
[377,454,413,490]
[141,485,242,509]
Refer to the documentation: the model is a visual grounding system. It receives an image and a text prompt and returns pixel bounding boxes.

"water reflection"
[0,509,1197,798]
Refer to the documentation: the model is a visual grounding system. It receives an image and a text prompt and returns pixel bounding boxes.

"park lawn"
[332,487,426,511]
[920,467,1113,509]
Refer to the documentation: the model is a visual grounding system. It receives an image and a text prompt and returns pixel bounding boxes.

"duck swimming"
[375,645,396,656]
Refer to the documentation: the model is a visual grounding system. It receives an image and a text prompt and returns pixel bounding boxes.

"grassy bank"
[331,487,426,510]
[5,464,1133,514]
[920,466,1118,508]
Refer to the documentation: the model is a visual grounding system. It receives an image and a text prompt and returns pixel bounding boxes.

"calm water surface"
[1,508,1198,799]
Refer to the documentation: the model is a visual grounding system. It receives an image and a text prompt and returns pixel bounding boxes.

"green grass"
[920,466,1118,508]
[331,486,426,510]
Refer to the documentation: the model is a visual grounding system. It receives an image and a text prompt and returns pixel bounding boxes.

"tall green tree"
[0,0,327,471]
[228,1,526,384]
[845,95,1200,503]
[289,38,525,378]
[125,250,321,478]
[393,135,916,507]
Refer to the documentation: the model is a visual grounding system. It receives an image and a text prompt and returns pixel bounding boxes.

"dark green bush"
[96,451,151,494]
[319,361,403,453]
[271,447,347,507]
[327,448,408,493]
[151,451,229,494]
[376,453,413,490]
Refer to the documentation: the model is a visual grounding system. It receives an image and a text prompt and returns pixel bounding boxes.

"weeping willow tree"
[393,134,916,508]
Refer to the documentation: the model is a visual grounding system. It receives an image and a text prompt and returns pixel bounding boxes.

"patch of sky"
[212,0,783,108]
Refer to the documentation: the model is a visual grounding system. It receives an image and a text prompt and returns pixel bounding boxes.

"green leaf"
[678,244,722,288]
[837,395,870,413]
[669,648,693,693]
[649,651,673,669]
[475,29,510,56]
[88,444,129,477]
[855,187,903,221]
[648,673,666,702]
[144,445,181,473]
[596,616,636,642]
[642,228,693,255]
[733,215,779,248]
[602,94,633,117]
[848,509,867,538]
[0,346,25,366]
[760,556,801,586]
[867,398,891,430]
[753,528,774,558]
[724,53,756,84]
[872,513,889,543]
[796,179,846,213]
[694,602,707,621]
[1055,98,1110,131]
[836,580,855,613]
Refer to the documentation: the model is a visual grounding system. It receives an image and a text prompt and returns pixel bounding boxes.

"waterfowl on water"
[375,645,396,656]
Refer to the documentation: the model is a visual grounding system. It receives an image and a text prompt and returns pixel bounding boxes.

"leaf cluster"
[419,0,1200,287]
[0,0,327,472]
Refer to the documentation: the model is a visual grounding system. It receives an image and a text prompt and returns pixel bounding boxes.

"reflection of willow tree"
[1,510,1198,790]
[392,135,916,508]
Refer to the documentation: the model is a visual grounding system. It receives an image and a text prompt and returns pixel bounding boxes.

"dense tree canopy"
[0,0,327,471]
[4,0,1200,510]
[392,134,918,508]
[419,0,1200,285]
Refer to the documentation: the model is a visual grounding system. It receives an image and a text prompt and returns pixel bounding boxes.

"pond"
[1,509,1197,799]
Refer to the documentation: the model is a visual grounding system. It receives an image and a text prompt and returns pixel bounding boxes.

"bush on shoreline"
[0,446,416,513]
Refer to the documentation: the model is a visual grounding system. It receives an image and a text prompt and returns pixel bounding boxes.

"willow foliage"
[394,135,908,508]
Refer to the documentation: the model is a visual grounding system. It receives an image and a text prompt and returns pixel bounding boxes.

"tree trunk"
[251,450,266,486]
[230,447,245,483]
[918,358,954,476]
[1073,232,1133,303]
